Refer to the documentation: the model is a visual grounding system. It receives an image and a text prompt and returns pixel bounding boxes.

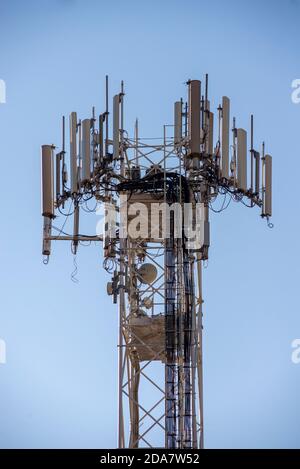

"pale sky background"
[0,0,300,448]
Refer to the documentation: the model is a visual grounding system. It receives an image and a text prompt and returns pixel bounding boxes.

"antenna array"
[41,75,272,448]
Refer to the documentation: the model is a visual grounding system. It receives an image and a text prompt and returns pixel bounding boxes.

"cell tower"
[41,75,272,449]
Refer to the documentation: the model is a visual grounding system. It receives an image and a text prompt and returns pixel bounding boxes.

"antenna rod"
[135,118,138,165]
[61,115,66,196]
[201,95,204,131]
[105,75,109,157]
[62,115,65,154]
[205,74,208,111]
[184,101,188,138]
[250,114,254,193]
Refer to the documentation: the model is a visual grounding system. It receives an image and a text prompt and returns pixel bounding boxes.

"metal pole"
[196,254,204,449]
[118,81,126,448]
[190,255,197,448]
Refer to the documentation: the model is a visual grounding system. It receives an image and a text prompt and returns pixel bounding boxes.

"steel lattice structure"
[41,75,272,449]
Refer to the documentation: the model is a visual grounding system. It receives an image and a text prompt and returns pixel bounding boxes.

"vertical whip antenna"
[105,74,109,158]
[250,114,254,193]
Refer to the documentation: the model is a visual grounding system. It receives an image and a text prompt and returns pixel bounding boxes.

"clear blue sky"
[0,0,300,448]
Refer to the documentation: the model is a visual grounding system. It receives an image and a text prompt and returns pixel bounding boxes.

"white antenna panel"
[56,153,61,200]
[254,150,260,195]
[113,94,120,159]
[221,96,230,179]
[264,154,272,217]
[174,101,182,144]
[41,144,54,218]
[237,128,247,192]
[188,80,201,157]
[81,118,91,182]
[208,111,214,156]
[69,112,78,193]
